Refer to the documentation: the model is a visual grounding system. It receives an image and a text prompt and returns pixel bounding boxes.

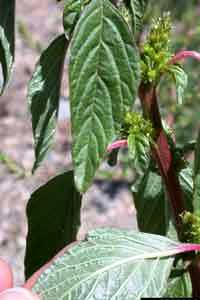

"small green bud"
[147,69,156,82]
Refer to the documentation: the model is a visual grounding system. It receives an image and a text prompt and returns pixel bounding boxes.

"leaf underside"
[32,228,177,300]
[28,34,68,172]
[69,0,140,191]
[0,0,15,94]
[25,170,82,279]
[168,65,188,105]
[165,272,192,297]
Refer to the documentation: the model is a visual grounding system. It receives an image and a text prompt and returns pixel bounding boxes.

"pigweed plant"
[2,0,200,298]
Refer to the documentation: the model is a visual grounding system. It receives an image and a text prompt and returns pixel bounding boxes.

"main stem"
[139,83,184,232]
[139,82,200,296]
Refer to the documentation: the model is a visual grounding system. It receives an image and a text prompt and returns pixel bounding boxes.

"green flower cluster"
[141,12,172,83]
[181,211,200,244]
[121,112,154,170]
[122,111,154,139]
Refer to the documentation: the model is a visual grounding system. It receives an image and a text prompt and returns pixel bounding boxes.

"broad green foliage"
[69,0,140,191]
[133,167,193,235]
[32,228,177,299]
[28,34,68,172]
[25,171,81,279]
[193,130,200,212]
[166,272,192,297]
[124,0,148,35]
[167,65,188,105]
[63,0,82,39]
[134,169,169,235]
[0,0,15,94]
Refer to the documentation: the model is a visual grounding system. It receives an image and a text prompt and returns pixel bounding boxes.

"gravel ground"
[0,0,137,285]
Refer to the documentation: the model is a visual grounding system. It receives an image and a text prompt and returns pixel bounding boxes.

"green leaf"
[25,170,82,279]
[193,130,200,212]
[28,34,68,172]
[128,134,150,171]
[63,0,82,39]
[168,65,188,105]
[0,0,15,94]
[32,228,177,299]
[133,167,193,235]
[165,272,192,297]
[124,0,148,34]
[134,169,170,235]
[179,167,193,212]
[69,0,140,191]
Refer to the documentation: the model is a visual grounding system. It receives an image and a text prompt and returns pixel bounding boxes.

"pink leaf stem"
[170,50,200,65]
[107,139,128,152]
[177,243,200,254]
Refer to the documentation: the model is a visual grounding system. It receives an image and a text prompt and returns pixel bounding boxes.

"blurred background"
[0,0,200,284]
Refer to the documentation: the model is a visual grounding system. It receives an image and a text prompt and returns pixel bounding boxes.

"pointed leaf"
[0,0,15,94]
[63,0,82,39]
[193,130,200,212]
[124,0,148,34]
[168,65,188,105]
[179,167,193,212]
[28,34,68,172]
[25,170,82,279]
[69,0,140,191]
[31,228,178,299]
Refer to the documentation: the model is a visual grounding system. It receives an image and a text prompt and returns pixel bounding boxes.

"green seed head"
[181,211,200,244]
[141,12,173,83]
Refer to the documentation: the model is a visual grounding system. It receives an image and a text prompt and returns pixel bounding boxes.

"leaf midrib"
[37,246,176,298]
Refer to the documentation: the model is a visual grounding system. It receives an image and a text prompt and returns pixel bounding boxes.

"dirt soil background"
[0,0,136,284]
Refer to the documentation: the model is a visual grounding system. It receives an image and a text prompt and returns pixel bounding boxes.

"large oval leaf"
[25,170,82,279]
[28,34,68,172]
[0,0,15,94]
[69,0,140,191]
[31,228,179,299]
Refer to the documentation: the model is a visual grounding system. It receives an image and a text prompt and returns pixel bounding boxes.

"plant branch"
[138,82,200,296]
[138,83,185,234]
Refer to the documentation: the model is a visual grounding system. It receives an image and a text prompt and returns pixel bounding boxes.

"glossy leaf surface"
[25,170,81,279]
[134,169,169,235]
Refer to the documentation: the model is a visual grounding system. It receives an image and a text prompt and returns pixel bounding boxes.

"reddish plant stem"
[139,82,200,296]
[188,258,200,297]
[139,83,184,234]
